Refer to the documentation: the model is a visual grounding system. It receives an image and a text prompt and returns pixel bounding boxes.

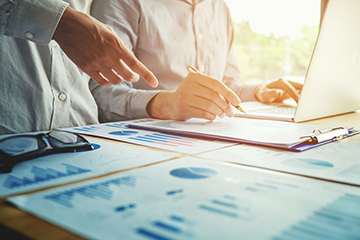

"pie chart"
[108,130,138,136]
[170,167,217,179]
[282,158,334,170]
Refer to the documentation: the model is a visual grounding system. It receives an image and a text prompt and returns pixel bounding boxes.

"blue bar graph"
[169,215,185,223]
[3,164,91,189]
[272,193,360,240]
[136,228,173,240]
[115,203,136,213]
[166,189,183,196]
[129,133,196,147]
[199,204,238,218]
[44,176,136,208]
[105,123,127,128]
[255,183,278,190]
[223,195,237,201]
[264,180,299,189]
[212,200,238,209]
[153,221,183,234]
[73,126,99,132]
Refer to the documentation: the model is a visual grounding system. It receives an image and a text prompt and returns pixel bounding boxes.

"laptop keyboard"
[247,106,296,116]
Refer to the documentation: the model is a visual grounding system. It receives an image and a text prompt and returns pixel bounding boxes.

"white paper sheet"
[0,138,179,197]
[61,120,235,154]
[9,157,360,240]
[127,117,333,148]
[198,141,360,186]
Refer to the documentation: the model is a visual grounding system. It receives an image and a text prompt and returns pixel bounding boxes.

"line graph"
[3,164,91,189]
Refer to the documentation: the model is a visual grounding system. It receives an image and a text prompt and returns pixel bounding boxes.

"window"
[224,0,321,84]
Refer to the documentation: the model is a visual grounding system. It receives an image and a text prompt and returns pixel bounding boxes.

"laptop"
[235,0,360,122]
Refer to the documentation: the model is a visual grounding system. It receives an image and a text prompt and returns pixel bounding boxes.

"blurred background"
[224,0,321,84]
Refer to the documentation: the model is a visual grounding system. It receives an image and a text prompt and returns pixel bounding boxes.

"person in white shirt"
[90,0,302,121]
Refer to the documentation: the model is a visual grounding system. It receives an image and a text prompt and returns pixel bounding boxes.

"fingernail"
[150,80,158,88]
[131,73,140,82]
[227,111,234,118]
[232,97,240,106]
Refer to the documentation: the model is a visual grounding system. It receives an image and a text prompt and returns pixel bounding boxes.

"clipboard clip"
[300,127,350,144]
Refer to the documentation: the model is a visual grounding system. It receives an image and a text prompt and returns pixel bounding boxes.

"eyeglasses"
[0,130,93,173]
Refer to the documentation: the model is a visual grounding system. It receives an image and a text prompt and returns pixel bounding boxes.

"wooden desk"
[1,111,360,239]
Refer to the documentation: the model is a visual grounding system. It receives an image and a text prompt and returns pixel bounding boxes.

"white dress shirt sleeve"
[222,46,258,102]
[0,0,68,44]
[90,0,162,121]
[89,80,161,122]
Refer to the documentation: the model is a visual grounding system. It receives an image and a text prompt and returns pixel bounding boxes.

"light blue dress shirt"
[0,0,99,134]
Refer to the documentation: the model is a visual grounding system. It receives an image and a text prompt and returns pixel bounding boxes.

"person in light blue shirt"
[0,0,158,134]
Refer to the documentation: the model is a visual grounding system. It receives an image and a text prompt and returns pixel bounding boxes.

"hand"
[146,71,241,121]
[254,78,303,103]
[53,6,158,88]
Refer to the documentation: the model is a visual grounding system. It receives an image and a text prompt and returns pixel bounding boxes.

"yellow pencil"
[187,66,248,115]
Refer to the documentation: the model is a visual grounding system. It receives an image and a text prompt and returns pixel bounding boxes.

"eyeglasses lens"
[50,131,79,144]
[0,137,39,156]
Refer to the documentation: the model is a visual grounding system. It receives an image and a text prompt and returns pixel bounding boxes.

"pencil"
[187,66,248,115]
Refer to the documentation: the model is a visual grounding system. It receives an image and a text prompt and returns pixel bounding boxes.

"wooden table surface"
[1,111,360,239]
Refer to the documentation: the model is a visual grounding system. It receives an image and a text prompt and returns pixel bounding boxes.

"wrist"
[253,84,263,102]
[53,6,73,43]
[146,91,174,119]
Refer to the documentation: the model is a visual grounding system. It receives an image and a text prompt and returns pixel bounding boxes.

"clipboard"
[290,127,360,151]
[127,118,360,152]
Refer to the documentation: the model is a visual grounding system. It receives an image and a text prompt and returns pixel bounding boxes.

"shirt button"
[25,31,34,39]
[51,40,57,48]
[198,34,203,40]
[58,93,67,101]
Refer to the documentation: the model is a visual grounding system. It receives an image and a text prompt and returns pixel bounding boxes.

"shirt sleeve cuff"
[6,0,68,44]
[237,84,258,102]
[128,90,162,119]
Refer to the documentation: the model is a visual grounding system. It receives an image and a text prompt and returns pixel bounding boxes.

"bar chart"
[3,164,91,189]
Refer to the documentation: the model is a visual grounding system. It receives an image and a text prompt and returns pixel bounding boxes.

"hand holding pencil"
[146,65,244,121]
[187,66,247,115]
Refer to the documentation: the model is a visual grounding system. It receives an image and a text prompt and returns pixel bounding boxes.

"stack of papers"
[127,118,359,151]
[61,120,236,154]
[8,157,360,240]
[0,138,179,197]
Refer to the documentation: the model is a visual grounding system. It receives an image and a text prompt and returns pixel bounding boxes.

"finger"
[116,44,158,88]
[189,72,241,106]
[83,67,111,86]
[180,107,217,121]
[188,80,234,117]
[287,80,303,90]
[266,78,300,102]
[259,89,284,103]
[111,59,140,83]
[189,95,227,118]
[98,67,125,85]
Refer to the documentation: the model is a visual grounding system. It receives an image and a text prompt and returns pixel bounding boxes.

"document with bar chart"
[0,138,179,197]
[61,120,236,155]
[9,157,360,240]
[198,141,360,186]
